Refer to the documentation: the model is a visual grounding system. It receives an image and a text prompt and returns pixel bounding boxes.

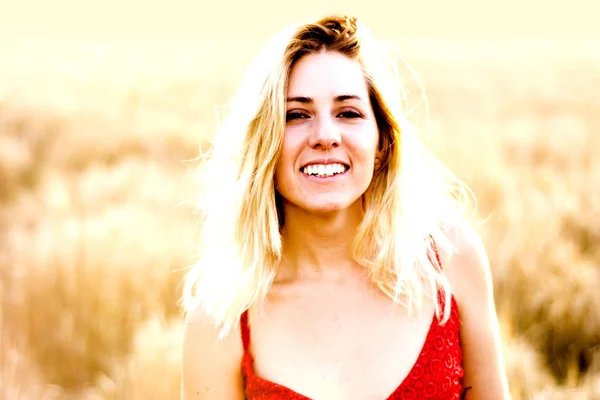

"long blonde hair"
[181,15,473,337]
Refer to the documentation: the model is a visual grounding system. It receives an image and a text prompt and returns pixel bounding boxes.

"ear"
[374,151,383,171]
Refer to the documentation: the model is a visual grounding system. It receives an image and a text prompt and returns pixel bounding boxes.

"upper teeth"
[302,163,346,177]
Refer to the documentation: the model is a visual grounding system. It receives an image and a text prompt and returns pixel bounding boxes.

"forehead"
[287,51,369,98]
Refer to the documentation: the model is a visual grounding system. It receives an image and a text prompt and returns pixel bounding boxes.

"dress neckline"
[240,295,457,400]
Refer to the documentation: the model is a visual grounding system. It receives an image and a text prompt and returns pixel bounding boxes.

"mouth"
[300,162,350,178]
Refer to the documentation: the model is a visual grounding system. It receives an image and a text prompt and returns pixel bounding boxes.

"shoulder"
[440,221,494,308]
[181,303,245,399]
[440,222,511,398]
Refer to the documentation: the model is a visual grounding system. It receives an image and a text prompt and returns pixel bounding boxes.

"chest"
[247,281,440,400]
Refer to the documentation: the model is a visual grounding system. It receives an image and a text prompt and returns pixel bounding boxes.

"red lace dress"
[240,252,468,399]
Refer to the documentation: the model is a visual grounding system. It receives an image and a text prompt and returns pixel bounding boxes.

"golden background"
[0,0,599,398]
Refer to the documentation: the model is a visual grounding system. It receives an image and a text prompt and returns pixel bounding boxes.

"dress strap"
[240,309,251,353]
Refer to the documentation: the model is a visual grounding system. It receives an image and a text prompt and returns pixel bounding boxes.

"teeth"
[302,163,347,177]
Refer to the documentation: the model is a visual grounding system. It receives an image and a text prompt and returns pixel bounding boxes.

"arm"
[444,224,511,399]
[181,305,246,400]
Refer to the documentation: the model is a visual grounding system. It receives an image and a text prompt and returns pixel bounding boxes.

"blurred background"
[0,0,599,398]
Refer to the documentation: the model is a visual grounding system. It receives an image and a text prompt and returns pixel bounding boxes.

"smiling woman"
[180,15,510,400]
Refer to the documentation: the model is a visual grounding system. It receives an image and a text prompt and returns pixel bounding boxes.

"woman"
[181,15,510,400]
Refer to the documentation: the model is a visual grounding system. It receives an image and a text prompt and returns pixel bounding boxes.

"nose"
[308,114,341,149]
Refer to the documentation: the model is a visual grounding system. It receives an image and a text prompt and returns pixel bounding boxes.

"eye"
[338,110,363,119]
[286,111,310,122]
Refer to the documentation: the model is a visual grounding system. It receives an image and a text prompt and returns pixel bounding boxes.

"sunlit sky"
[0,0,598,41]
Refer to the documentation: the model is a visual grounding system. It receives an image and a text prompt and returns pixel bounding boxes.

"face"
[274,51,380,215]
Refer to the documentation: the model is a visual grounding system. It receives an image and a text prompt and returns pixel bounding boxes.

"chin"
[307,203,346,214]
[300,195,363,215]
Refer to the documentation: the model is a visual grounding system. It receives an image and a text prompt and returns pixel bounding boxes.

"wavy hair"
[181,15,474,337]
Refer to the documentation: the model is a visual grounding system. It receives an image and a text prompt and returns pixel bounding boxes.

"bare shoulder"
[441,221,493,307]
[181,303,245,400]
[440,222,511,399]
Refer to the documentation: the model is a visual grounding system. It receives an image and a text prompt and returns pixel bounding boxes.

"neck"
[279,199,365,281]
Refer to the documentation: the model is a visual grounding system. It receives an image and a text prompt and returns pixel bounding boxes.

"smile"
[301,163,349,178]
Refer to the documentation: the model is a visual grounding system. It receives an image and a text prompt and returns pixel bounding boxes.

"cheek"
[274,155,288,187]
[274,136,298,185]
[279,132,304,166]
[352,129,380,162]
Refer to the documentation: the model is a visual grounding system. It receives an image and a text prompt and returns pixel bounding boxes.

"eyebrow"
[286,94,363,104]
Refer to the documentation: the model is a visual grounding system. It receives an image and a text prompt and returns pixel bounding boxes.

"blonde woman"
[181,15,509,400]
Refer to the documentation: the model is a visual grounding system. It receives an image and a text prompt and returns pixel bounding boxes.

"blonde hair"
[181,15,473,337]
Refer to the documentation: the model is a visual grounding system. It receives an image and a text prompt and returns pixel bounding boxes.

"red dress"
[240,253,468,399]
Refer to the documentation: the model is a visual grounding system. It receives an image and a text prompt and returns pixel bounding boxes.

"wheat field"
[0,36,599,399]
